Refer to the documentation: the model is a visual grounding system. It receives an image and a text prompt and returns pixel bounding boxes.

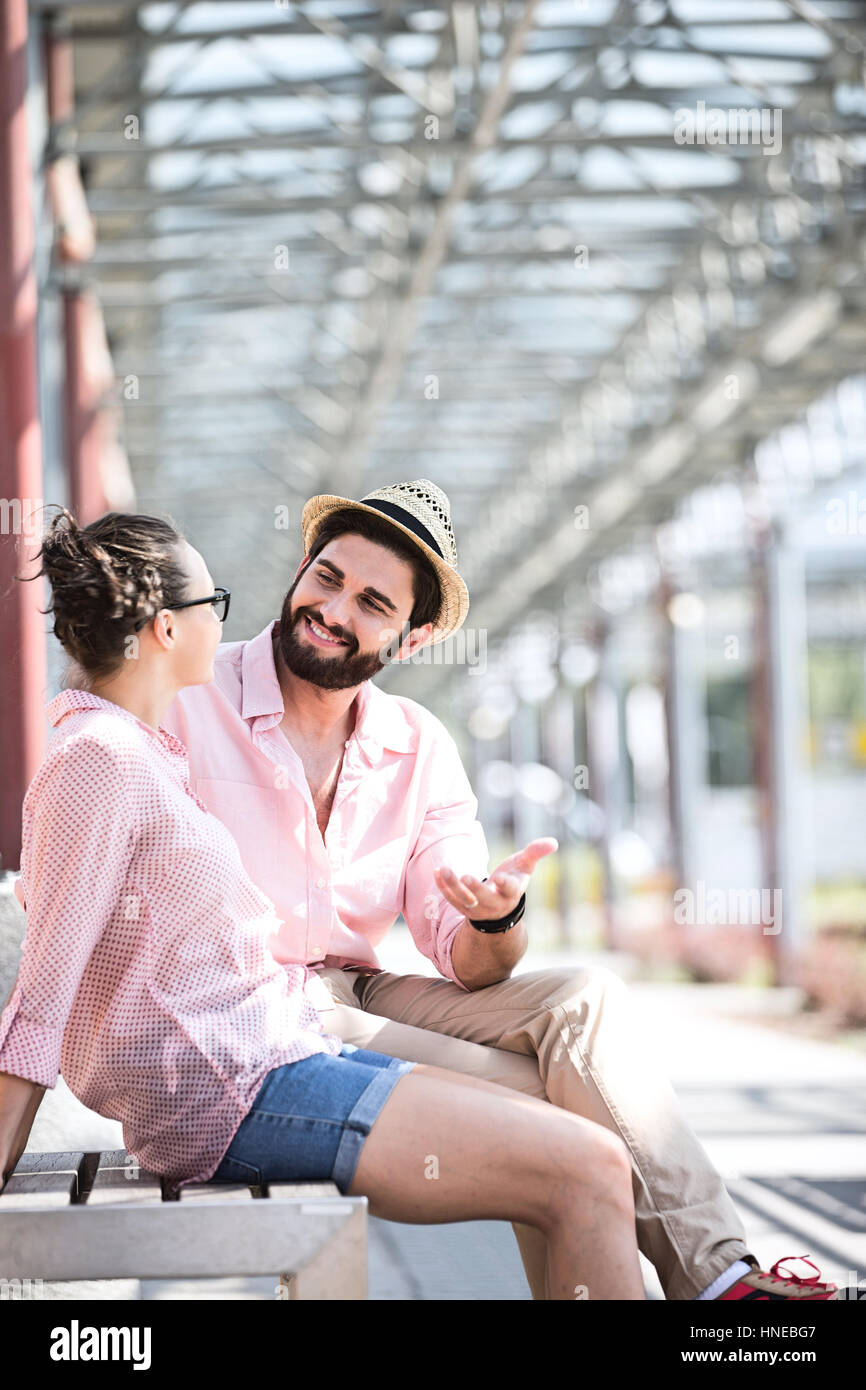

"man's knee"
[541,962,630,1017]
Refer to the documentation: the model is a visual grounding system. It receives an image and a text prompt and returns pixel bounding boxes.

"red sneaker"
[717,1254,838,1300]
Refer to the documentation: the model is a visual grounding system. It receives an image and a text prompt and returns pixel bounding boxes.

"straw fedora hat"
[301,479,470,645]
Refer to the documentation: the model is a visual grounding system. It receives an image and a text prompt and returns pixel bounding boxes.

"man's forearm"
[449,915,528,990]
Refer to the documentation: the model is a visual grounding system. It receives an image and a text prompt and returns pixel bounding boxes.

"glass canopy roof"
[37,0,866,674]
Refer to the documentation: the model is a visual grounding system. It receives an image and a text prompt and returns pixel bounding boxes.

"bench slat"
[0,1153,367,1295]
[0,1151,84,1208]
[84,1149,164,1206]
[0,1200,367,1280]
[268,1183,341,1199]
[269,1182,349,1212]
[180,1183,254,1202]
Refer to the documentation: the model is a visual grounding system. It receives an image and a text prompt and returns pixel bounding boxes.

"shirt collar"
[46,688,189,758]
[241,619,416,758]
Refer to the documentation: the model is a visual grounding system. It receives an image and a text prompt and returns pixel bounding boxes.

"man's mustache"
[294,608,357,653]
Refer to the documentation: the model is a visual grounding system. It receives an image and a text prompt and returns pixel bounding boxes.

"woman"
[0,506,644,1300]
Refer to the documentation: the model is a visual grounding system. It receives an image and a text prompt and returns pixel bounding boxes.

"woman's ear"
[150,608,177,652]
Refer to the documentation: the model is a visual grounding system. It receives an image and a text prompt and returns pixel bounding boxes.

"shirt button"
[316,877,327,889]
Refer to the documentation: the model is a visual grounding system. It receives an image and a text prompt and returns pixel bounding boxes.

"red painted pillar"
[44,14,105,524]
[0,0,47,871]
[63,289,111,522]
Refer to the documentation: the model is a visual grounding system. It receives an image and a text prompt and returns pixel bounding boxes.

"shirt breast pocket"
[194,778,283,898]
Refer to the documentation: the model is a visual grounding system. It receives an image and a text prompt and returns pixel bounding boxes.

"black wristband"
[468,879,527,934]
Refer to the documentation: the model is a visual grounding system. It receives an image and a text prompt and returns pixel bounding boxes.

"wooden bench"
[0,1150,367,1299]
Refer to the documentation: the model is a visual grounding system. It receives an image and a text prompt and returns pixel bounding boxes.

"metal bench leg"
[279,1204,367,1300]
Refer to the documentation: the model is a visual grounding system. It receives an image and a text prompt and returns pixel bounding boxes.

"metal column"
[584,619,619,950]
[663,590,706,910]
[542,681,576,947]
[757,518,813,984]
[0,0,47,871]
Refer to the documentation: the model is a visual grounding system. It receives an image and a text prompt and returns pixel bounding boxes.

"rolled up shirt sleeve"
[401,722,489,992]
[0,737,136,1088]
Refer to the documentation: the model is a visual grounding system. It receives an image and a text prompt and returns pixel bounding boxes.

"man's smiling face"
[276,532,423,690]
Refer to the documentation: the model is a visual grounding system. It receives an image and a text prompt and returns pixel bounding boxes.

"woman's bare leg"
[348,1061,645,1300]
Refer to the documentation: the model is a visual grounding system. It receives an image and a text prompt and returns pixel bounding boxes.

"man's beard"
[275,586,388,691]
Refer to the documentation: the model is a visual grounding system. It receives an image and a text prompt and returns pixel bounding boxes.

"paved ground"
[2,879,864,1300]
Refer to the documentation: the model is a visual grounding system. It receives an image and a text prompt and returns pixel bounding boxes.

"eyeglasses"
[171,587,231,622]
[134,588,231,631]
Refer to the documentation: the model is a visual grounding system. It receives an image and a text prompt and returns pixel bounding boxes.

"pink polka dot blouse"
[0,689,343,1193]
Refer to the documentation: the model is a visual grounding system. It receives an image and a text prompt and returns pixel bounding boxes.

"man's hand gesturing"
[433,837,558,922]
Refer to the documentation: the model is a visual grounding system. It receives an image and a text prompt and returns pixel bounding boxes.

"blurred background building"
[3,0,866,1022]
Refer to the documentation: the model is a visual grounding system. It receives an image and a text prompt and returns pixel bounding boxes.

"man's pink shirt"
[160,619,490,991]
[0,689,344,1192]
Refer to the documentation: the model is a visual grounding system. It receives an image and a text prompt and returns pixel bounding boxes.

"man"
[161,478,837,1302]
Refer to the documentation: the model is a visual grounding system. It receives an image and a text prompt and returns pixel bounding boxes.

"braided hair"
[22,506,190,684]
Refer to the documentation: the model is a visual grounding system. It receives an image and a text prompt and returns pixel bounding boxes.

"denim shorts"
[212,1044,417,1195]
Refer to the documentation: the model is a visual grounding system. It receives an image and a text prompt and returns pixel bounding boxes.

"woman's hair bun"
[22,505,189,682]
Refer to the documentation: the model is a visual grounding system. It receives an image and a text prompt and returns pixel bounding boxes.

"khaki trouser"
[309,960,754,1301]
